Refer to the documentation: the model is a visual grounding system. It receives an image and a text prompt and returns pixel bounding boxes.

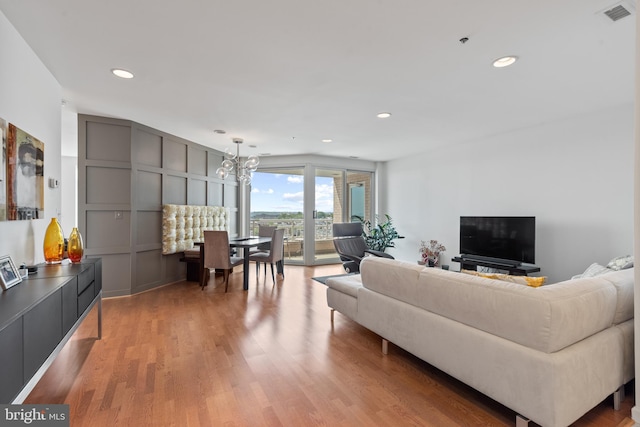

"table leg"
[243,248,250,290]
[199,244,204,284]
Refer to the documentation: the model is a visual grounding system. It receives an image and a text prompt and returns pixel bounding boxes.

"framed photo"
[0,255,22,290]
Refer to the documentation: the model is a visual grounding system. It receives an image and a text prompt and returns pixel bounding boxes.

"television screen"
[460,216,535,264]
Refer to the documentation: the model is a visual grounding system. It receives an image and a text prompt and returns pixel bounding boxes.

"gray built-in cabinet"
[0,259,102,403]
[78,115,239,297]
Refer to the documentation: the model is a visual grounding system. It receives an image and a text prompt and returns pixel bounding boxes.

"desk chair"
[249,228,285,283]
[201,230,244,292]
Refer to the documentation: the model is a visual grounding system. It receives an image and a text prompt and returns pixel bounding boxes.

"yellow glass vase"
[67,227,84,263]
[43,218,64,264]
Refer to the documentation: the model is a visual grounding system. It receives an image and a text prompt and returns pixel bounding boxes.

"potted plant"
[355,214,403,252]
[419,240,446,267]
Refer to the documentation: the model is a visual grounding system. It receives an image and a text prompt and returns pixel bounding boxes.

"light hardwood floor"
[26,264,634,426]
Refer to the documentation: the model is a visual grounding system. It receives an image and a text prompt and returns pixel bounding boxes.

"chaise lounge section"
[326,257,634,427]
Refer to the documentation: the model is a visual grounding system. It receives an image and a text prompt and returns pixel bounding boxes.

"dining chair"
[249,228,285,283]
[201,230,244,292]
[250,225,276,274]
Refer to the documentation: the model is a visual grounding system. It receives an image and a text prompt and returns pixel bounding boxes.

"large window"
[250,168,305,263]
[250,166,373,265]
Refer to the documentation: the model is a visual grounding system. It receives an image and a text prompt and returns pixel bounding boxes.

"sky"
[250,171,334,213]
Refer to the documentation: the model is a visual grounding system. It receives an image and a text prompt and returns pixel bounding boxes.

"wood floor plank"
[24,264,634,426]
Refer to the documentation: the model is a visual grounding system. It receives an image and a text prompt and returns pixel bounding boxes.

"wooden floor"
[26,264,635,426]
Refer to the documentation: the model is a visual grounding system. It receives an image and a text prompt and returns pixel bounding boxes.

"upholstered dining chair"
[201,230,244,292]
[249,228,285,283]
[249,225,276,273]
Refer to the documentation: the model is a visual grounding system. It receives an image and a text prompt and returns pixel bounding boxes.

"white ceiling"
[0,0,635,161]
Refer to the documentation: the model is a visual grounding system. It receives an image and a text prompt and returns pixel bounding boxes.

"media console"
[452,256,540,276]
[0,258,102,403]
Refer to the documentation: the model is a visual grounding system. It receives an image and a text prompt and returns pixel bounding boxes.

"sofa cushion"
[413,268,617,353]
[572,262,613,279]
[607,255,634,271]
[360,257,425,303]
[461,269,547,287]
[597,268,634,324]
[326,274,363,298]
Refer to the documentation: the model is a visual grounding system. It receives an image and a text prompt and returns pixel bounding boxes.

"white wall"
[0,10,62,265]
[380,104,634,283]
[631,3,639,424]
[60,155,77,234]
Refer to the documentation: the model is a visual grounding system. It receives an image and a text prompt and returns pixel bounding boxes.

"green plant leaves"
[355,214,402,252]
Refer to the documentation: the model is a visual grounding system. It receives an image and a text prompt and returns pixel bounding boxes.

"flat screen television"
[460,216,535,265]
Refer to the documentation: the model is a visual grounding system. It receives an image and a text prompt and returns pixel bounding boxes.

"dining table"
[195,235,283,290]
[229,236,272,290]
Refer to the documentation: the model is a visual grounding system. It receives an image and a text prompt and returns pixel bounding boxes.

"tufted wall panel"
[162,204,230,254]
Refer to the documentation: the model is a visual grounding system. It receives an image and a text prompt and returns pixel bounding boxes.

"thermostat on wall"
[48,177,59,188]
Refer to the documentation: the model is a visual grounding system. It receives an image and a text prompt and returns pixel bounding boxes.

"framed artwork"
[0,118,6,221]
[0,255,22,290]
[6,123,44,220]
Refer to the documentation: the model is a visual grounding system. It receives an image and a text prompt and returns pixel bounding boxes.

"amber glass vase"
[67,227,84,263]
[43,218,64,264]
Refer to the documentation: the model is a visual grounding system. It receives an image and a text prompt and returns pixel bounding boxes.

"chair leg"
[255,262,259,277]
[264,262,267,275]
[201,268,210,289]
[224,269,230,292]
[277,260,284,278]
[270,263,275,283]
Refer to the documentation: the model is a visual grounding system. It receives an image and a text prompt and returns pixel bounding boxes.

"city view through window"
[250,171,335,262]
[250,169,372,263]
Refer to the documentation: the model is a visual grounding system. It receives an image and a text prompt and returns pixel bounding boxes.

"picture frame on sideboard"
[0,254,22,290]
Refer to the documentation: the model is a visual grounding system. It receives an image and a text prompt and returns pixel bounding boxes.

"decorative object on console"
[67,227,84,263]
[0,254,22,290]
[419,239,446,267]
[43,217,64,264]
[215,138,259,185]
[356,214,403,252]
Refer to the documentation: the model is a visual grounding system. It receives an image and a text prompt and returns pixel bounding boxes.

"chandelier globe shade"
[216,138,259,185]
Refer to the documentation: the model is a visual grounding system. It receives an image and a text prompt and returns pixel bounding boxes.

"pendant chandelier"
[215,138,259,185]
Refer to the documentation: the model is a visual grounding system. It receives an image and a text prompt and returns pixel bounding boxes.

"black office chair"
[332,222,394,273]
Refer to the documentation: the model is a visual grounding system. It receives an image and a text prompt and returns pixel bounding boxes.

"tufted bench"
[162,204,230,281]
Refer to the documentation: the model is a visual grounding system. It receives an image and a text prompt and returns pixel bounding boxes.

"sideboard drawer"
[77,264,94,295]
[78,282,95,315]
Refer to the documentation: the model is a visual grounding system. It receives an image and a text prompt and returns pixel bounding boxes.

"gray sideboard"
[0,258,102,403]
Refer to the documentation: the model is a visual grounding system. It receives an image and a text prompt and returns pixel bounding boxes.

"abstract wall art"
[5,123,44,220]
[0,118,6,221]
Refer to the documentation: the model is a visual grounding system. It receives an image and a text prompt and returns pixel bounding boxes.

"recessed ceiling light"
[492,56,518,68]
[111,68,134,79]
[377,112,392,119]
[322,139,332,143]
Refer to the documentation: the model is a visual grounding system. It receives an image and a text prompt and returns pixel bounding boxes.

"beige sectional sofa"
[325,257,634,427]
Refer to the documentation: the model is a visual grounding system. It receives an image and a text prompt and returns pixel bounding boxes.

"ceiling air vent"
[603,4,632,21]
